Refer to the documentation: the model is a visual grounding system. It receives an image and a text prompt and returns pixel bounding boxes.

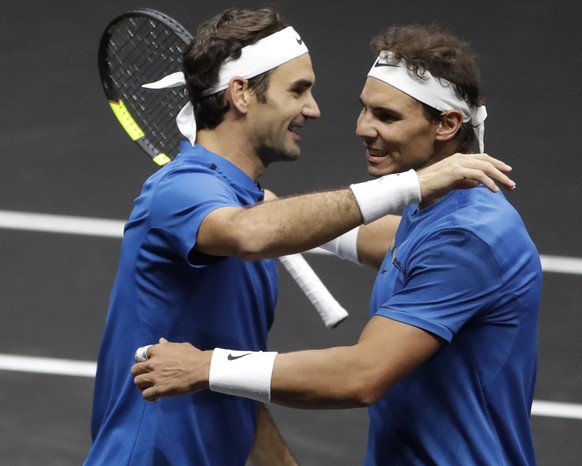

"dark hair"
[183,8,288,130]
[371,24,483,152]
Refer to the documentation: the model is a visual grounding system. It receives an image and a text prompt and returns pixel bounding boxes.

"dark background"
[0,1,580,464]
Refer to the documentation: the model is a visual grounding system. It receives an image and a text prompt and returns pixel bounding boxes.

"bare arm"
[195,153,514,260]
[132,317,441,408]
[269,316,440,408]
[248,404,298,466]
[197,188,361,260]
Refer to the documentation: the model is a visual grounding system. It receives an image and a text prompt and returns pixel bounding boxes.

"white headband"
[142,26,309,145]
[367,51,487,152]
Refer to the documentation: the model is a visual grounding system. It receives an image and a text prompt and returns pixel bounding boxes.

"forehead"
[361,77,422,114]
[268,53,315,87]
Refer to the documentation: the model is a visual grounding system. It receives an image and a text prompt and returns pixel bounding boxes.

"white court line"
[532,400,582,420]
[0,354,96,378]
[0,209,580,275]
[539,255,582,276]
[0,209,124,238]
[0,353,580,420]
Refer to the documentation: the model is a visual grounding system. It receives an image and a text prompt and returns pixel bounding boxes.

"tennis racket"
[98,8,348,328]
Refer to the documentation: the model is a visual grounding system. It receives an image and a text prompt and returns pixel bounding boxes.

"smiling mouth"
[288,125,304,143]
[366,147,389,162]
[288,125,302,135]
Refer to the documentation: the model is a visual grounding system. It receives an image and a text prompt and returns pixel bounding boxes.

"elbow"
[197,207,278,260]
[342,371,389,407]
[324,347,394,408]
[350,381,386,407]
[228,222,273,261]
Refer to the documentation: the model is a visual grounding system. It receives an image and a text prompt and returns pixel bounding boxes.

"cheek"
[399,122,435,148]
[375,126,401,146]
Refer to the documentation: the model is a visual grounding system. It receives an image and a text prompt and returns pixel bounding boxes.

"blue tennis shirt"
[86,143,278,465]
[365,186,542,465]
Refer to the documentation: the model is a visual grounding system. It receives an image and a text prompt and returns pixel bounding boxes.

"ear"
[227,77,252,114]
[435,109,463,142]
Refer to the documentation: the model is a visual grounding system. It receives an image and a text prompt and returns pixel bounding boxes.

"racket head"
[98,8,193,166]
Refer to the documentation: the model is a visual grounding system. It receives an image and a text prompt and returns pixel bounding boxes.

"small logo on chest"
[383,244,405,275]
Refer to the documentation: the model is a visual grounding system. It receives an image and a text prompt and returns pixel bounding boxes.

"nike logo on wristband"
[227,352,253,361]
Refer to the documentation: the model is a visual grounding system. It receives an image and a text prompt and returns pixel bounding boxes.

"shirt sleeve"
[375,229,503,342]
[148,167,240,265]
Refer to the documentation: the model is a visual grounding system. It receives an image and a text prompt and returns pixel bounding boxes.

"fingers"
[449,153,516,192]
[131,360,149,377]
[465,155,516,191]
[134,338,168,365]
[133,370,151,390]
[130,340,207,402]
[136,378,159,402]
[470,153,512,172]
[132,341,162,401]
[144,393,160,403]
[417,152,517,202]
[482,168,515,191]
[136,375,160,402]
[462,168,500,192]
[132,364,161,402]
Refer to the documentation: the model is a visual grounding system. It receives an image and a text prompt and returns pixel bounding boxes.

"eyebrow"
[289,78,314,93]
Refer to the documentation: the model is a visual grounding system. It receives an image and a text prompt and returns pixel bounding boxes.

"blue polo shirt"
[86,143,278,465]
[365,186,541,465]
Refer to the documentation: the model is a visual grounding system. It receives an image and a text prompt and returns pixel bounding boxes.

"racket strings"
[105,16,191,159]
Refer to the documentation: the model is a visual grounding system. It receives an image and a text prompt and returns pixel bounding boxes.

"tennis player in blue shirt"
[132,23,540,465]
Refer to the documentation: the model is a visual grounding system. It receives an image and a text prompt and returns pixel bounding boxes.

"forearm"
[232,189,362,259]
[270,346,378,409]
[208,345,381,409]
[207,318,440,409]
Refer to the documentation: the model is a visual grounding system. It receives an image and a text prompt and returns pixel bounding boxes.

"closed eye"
[373,108,401,123]
[359,98,401,123]
[289,79,313,96]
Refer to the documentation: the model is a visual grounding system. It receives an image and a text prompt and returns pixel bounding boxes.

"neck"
[418,142,461,209]
[196,124,266,181]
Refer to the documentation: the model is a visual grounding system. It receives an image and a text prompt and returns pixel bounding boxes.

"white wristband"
[350,169,421,224]
[319,227,360,264]
[209,348,278,403]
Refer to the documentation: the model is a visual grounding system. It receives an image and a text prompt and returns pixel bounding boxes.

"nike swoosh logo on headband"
[374,59,398,68]
[227,353,253,361]
[296,36,303,45]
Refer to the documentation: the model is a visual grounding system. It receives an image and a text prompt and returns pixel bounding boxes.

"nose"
[303,93,321,120]
[355,111,376,139]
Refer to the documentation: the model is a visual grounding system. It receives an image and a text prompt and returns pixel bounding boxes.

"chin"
[367,164,397,178]
[259,146,300,165]
[277,148,300,163]
[283,144,301,161]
